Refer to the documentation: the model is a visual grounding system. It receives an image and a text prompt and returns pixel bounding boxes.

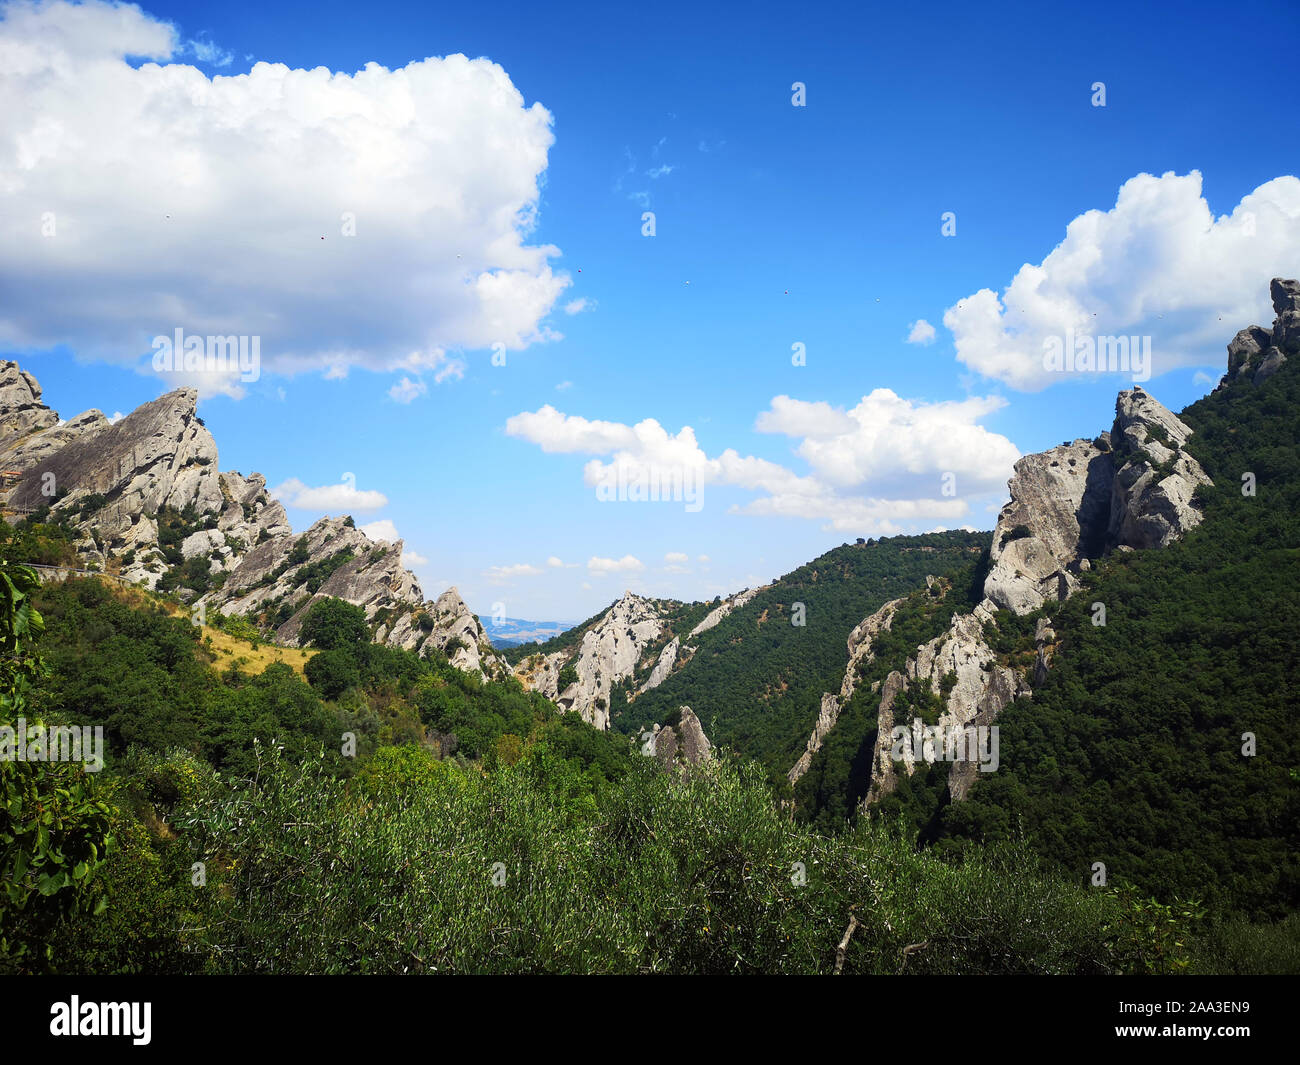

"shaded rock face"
[650,706,713,771]
[514,591,666,729]
[0,362,506,680]
[0,407,111,474]
[982,440,1114,615]
[11,388,224,541]
[1219,278,1298,386]
[789,595,905,785]
[983,390,1210,615]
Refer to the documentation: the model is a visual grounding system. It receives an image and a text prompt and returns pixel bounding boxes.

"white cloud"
[907,319,936,345]
[1193,370,1216,388]
[555,380,573,391]
[697,554,710,563]
[563,298,594,316]
[273,476,388,511]
[546,555,564,567]
[757,391,1017,493]
[359,518,426,566]
[484,562,543,582]
[186,35,233,67]
[359,519,400,543]
[944,171,1300,391]
[0,0,567,394]
[646,164,674,179]
[664,552,688,563]
[507,391,1019,533]
[106,410,123,424]
[388,376,426,404]
[587,554,644,576]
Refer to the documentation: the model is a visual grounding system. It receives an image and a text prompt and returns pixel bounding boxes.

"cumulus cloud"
[359,519,400,543]
[563,298,593,316]
[0,0,567,393]
[506,391,1019,533]
[587,555,644,576]
[272,475,388,511]
[358,518,425,565]
[907,319,936,345]
[484,562,543,582]
[944,171,1300,391]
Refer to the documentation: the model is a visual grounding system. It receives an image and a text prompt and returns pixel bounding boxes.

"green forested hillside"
[0,559,1193,974]
[621,532,987,786]
[793,563,986,831]
[933,359,1300,919]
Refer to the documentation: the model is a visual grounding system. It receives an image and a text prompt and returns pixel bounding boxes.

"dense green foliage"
[0,562,115,972]
[0,563,1197,974]
[932,360,1300,921]
[170,746,1175,974]
[300,596,370,650]
[794,568,984,831]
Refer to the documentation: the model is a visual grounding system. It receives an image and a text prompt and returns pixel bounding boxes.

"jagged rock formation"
[0,361,62,451]
[857,385,1210,806]
[512,590,666,728]
[865,612,1031,805]
[387,587,499,676]
[789,595,905,785]
[0,364,504,679]
[639,636,680,693]
[648,706,713,770]
[1107,390,1211,549]
[11,388,224,536]
[787,370,1220,808]
[1220,277,1299,386]
[983,389,1211,614]
[689,586,764,636]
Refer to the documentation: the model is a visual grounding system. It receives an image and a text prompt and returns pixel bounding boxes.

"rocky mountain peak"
[0,359,65,454]
[0,362,507,680]
[982,388,1210,615]
[649,706,714,771]
[511,589,669,730]
[1221,277,1297,386]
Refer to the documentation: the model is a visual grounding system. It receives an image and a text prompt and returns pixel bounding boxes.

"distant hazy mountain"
[483,616,576,648]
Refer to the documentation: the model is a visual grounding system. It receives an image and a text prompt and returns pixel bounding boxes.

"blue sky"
[3,0,1298,620]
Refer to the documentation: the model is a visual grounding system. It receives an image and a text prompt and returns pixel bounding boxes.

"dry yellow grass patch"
[101,579,316,678]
